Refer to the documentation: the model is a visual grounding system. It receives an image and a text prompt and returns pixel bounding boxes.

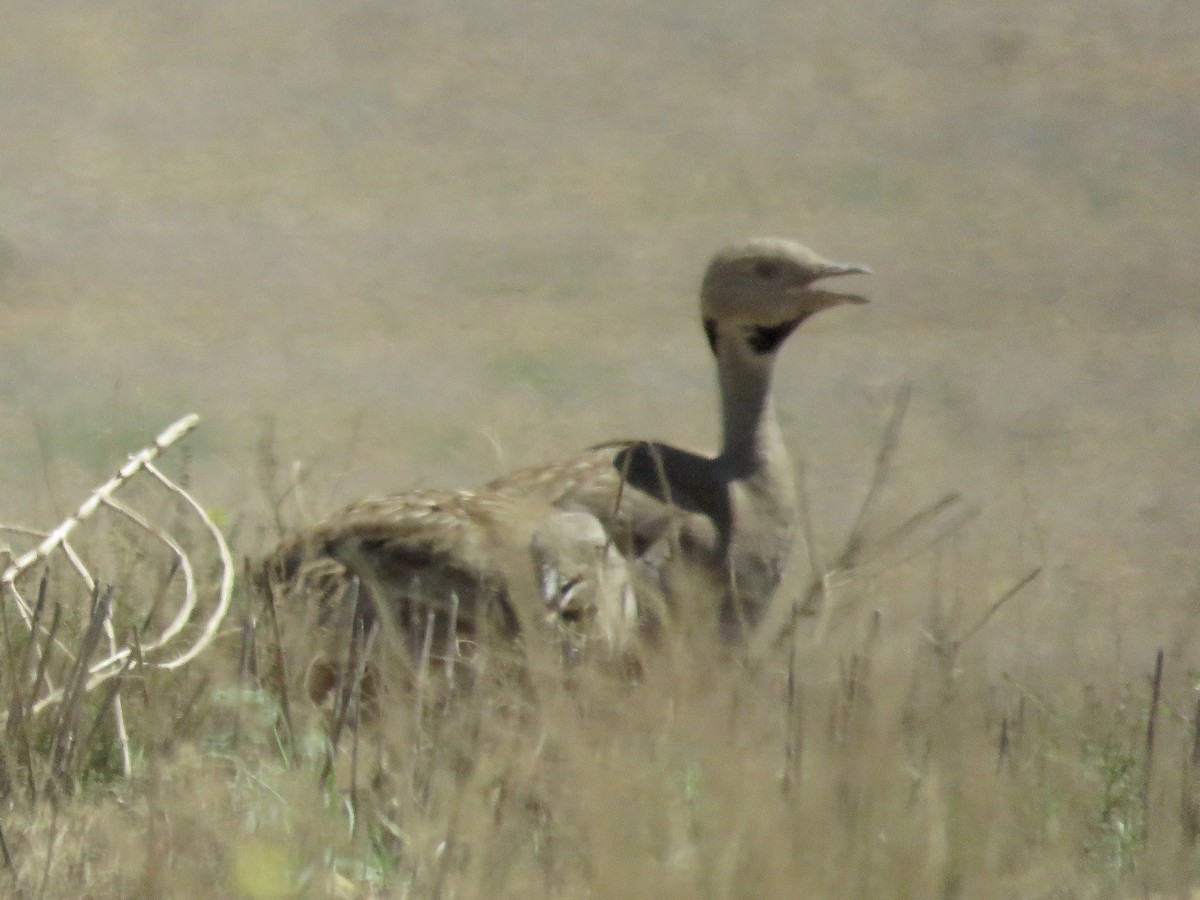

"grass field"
[0,1,1197,896]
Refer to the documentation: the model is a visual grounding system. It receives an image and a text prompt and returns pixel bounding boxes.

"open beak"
[800,287,870,310]
[789,261,871,309]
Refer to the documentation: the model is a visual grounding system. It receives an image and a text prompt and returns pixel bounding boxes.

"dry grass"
[0,561,1196,900]
[0,408,1198,899]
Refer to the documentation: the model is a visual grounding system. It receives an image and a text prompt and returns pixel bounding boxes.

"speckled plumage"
[261,487,636,665]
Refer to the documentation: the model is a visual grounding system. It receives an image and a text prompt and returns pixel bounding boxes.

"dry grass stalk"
[1142,647,1165,833]
[2,415,199,601]
[0,415,234,732]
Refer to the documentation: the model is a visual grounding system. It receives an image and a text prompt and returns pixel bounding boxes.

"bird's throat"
[716,334,785,479]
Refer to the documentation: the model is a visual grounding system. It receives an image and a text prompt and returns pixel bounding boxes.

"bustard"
[484,238,870,638]
[261,488,638,692]
[262,237,867,674]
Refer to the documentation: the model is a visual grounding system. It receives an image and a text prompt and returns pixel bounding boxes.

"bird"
[261,237,868,683]
[260,488,639,698]
[482,238,870,639]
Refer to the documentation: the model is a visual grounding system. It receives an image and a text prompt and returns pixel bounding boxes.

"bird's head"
[700,238,870,355]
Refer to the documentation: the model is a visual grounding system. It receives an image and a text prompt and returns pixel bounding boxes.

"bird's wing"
[261,489,512,604]
[482,442,724,562]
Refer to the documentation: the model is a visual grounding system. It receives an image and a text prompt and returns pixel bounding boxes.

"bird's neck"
[712,328,799,638]
[716,335,788,481]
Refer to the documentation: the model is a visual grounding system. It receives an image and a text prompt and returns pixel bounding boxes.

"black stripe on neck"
[703,318,718,354]
[744,316,804,355]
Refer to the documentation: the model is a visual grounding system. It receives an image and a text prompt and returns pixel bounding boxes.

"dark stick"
[1141,647,1165,835]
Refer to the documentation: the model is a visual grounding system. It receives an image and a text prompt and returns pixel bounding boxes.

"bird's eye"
[753,259,780,279]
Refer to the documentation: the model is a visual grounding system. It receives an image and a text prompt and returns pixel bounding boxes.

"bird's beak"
[799,287,870,310]
[789,261,871,309]
[818,261,872,278]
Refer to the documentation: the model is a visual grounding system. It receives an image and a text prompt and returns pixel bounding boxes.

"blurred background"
[0,0,1196,674]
